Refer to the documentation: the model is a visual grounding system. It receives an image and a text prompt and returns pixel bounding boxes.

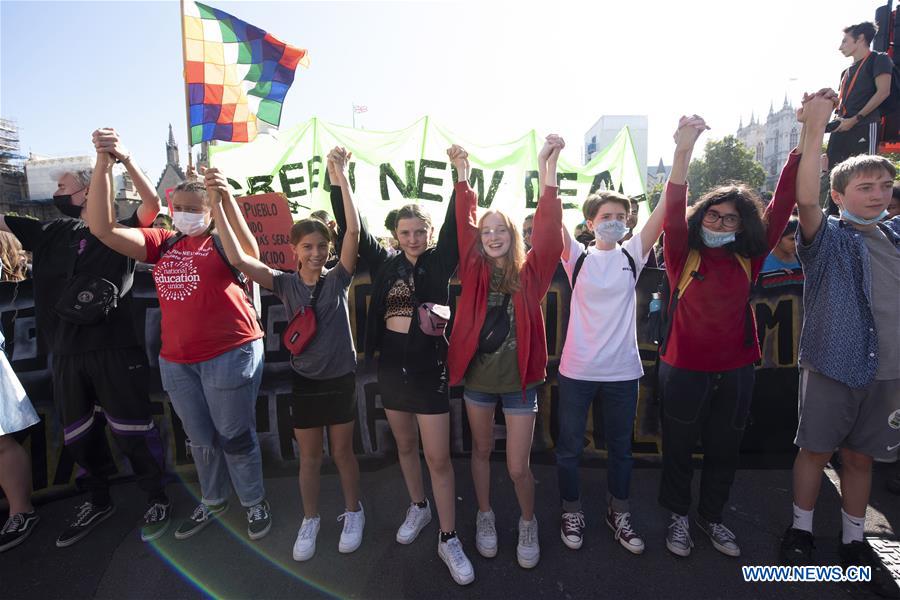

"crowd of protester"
[0,19,898,597]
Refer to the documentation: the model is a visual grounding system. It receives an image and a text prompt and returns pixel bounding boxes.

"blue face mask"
[700,226,736,248]
[594,220,628,244]
[840,208,889,225]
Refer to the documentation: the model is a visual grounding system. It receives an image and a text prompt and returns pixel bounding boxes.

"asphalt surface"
[2,458,898,600]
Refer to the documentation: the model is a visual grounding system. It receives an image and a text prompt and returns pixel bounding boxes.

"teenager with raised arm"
[554,117,705,556]
[328,150,473,586]
[86,149,271,543]
[447,137,564,569]
[0,129,169,547]
[778,90,900,599]
[658,113,800,559]
[209,148,366,562]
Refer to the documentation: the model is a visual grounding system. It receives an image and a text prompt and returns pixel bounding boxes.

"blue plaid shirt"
[796,215,900,388]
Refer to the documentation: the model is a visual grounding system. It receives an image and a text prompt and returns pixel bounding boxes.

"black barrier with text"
[0,265,805,499]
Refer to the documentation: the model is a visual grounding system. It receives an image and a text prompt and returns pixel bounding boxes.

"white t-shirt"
[559,233,649,382]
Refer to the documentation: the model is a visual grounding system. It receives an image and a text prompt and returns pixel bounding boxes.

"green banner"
[209,116,645,235]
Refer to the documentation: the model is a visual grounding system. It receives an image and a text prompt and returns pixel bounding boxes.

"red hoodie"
[661,151,799,372]
[447,181,563,392]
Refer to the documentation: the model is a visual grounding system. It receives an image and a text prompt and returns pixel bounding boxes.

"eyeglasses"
[702,210,741,229]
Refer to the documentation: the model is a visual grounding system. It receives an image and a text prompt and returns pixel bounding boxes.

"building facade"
[736,96,799,190]
[584,115,648,186]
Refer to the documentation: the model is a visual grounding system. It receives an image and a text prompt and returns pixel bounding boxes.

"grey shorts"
[795,369,900,460]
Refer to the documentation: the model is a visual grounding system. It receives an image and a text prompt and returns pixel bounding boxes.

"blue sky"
[1,0,872,181]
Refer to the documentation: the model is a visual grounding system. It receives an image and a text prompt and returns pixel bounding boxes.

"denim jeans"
[657,361,755,522]
[159,339,265,507]
[555,374,639,513]
[463,387,539,415]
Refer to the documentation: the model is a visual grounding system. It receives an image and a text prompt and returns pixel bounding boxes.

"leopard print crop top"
[385,276,415,319]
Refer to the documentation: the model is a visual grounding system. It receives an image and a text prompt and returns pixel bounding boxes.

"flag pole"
[180,0,194,170]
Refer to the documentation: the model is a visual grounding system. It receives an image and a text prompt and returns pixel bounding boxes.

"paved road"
[2,459,898,599]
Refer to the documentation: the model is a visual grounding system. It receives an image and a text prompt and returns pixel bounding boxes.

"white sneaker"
[338,503,365,554]
[396,500,432,545]
[475,510,498,558]
[437,535,475,585]
[517,516,540,569]
[292,516,320,562]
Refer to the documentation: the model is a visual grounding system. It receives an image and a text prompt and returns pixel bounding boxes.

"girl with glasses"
[657,115,801,560]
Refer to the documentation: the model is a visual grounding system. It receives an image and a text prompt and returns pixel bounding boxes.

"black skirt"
[291,371,357,429]
[377,330,449,415]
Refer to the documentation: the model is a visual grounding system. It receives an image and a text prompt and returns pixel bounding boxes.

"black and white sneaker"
[247,500,271,540]
[140,501,172,542]
[839,539,900,599]
[696,516,740,557]
[0,511,39,552]
[175,502,229,540]
[56,502,116,548]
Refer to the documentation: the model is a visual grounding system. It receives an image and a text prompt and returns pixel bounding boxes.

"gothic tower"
[166,124,180,168]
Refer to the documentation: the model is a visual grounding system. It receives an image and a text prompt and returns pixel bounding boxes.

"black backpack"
[868,52,900,114]
[570,247,636,288]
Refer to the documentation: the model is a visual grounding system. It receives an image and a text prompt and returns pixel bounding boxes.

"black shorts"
[826,120,880,168]
[291,371,357,429]
[377,330,449,415]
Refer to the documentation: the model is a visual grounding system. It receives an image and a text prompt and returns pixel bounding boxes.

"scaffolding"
[0,118,25,174]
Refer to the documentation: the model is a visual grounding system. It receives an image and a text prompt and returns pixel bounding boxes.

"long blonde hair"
[0,231,26,282]
[476,210,525,294]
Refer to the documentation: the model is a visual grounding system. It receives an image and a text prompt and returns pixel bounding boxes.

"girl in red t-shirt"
[87,155,270,543]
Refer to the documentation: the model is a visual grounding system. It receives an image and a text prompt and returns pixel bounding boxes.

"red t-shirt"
[142,229,263,363]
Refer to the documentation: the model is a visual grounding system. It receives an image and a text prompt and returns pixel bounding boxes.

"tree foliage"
[687,136,766,200]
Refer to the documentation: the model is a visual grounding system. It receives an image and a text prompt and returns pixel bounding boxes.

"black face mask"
[53,194,84,218]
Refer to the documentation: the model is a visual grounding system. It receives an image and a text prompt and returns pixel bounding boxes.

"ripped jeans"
[160,339,265,507]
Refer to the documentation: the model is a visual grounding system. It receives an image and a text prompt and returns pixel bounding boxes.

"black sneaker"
[174,501,228,540]
[247,500,271,540]
[140,501,172,542]
[0,511,39,552]
[56,502,116,548]
[838,539,900,599]
[886,472,900,496]
[778,527,814,565]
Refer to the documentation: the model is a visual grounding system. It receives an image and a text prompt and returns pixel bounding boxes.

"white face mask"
[593,220,628,244]
[172,211,209,237]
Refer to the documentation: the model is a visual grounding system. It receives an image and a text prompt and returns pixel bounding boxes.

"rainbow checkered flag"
[182,1,309,144]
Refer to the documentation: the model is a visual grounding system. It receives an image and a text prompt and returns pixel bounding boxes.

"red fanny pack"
[282,276,325,356]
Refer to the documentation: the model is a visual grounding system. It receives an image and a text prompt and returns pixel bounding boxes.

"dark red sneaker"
[560,511,584,550]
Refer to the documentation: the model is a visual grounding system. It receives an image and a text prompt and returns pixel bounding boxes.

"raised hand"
[327,147,350,186]
[446,144,469,170]
[92,128,131,162]
[801,92,837,127]
[203,167,229,204]
[185,164,200,182]
[540,134,564,164]
[673,115,709,151]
